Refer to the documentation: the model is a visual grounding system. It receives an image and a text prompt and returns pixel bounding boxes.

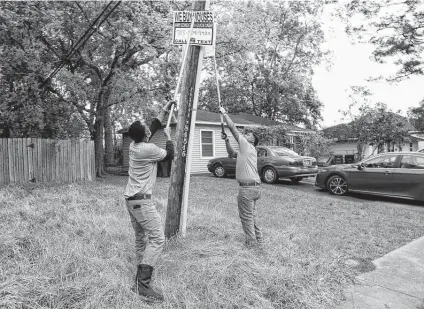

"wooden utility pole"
[165,0,207,239]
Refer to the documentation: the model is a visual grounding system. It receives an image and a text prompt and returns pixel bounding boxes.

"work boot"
[133,264,164,302]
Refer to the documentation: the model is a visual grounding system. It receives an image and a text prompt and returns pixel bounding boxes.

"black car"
[315,152,424,201]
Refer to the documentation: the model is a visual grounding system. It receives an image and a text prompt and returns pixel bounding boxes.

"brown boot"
[133,264,164,302]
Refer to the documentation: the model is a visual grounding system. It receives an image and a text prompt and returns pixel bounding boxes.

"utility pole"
[165,0,208,238]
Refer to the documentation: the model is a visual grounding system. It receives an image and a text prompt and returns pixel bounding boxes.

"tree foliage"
[345,0,424,81]
[242,125,331,159]
[0,1,174,175]
[1,0,327,175]
[295,133,332,159]
[408,98,424,131]
[340,98,411,157]
[200,0,325,128]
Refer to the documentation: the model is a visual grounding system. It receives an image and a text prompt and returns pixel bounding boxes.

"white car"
[418,148,424,153]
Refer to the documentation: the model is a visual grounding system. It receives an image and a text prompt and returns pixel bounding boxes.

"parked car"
[317,154,357,167]
[207,146,318,184]
[315,152,424,201]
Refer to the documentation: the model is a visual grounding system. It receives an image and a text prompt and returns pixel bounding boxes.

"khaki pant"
[126,199,165,267]
[237,186,262,243]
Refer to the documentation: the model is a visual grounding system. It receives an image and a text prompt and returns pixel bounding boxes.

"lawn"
[1,175,424,309]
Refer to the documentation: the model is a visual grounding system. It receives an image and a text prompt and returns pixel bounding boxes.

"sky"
[312,3,424,128]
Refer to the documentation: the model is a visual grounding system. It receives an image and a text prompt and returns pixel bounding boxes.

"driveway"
[271,176,424,213]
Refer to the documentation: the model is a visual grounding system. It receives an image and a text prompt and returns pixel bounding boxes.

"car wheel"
[213,164,226,178]
[262,166,278,184]
[327,175,348,196]
[290,177,303,183]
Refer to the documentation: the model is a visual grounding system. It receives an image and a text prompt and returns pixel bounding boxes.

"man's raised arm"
[221,132,238,158]
[219,106,240,143]
[150,100,175,138]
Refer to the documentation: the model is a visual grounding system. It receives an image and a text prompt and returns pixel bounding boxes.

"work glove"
[164,100,177,111]
[219,106,227,115]
[164,127,171,138]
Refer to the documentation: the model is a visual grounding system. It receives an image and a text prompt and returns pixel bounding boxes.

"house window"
[410,143,413,152]
[200,130,214,158]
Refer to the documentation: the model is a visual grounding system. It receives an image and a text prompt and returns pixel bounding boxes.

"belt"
[239,181,261,187]
[126,194,151,201]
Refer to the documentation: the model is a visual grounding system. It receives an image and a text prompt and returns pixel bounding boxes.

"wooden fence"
[0,138,95,185]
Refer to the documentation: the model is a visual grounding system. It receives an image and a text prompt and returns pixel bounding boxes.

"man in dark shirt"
[124,101,175,302]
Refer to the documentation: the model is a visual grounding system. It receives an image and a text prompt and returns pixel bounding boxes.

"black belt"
[126,194,151,201]
[239,181,261,187]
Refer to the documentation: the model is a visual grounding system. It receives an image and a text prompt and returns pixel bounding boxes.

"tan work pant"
[237,186,262,243]
[126,199,165,267]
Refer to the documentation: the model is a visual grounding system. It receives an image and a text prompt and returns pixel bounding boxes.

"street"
[270,177,424,213]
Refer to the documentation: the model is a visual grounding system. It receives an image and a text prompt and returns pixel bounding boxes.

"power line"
[40,1,121,89]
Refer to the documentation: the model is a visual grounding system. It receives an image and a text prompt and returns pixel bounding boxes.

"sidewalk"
[339,236,424,309]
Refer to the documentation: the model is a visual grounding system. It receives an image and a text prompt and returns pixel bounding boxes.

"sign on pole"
[172,11,215,46]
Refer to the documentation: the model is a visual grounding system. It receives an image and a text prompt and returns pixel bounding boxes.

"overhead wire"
[40,1,121,89]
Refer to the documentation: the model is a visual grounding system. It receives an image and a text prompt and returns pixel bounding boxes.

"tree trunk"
[94,112,105,177]
[104,106,114,167]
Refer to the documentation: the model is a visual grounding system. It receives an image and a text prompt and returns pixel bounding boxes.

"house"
[322,119,424,161]
[118,110,313,175]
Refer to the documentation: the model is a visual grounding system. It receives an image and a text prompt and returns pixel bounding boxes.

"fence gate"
[0,138,95,185]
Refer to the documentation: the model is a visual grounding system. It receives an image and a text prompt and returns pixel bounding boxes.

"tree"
[0,2,78,138]
[199,0,326,128]
[295,133,332,159]
[345,0,424,81]
[340,100,411,158]
[0,1,174,176]
[408,99,424,131]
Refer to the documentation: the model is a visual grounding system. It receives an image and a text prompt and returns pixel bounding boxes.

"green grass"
[1,175,424,309]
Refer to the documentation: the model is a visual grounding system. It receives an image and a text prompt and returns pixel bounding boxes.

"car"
[207,146,318,184]
[418,148,424,153]
[315,152,424,201]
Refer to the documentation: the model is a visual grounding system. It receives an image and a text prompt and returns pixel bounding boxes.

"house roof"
[322,114,416,141]
[118,110,312,134]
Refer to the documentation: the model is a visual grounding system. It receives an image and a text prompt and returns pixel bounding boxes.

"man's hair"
[128,121,145,143]
[252,133,259,146]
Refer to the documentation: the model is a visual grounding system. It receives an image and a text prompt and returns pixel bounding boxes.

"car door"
[347,154,398,194]
[391,154,424,199]
[222,157,236,174]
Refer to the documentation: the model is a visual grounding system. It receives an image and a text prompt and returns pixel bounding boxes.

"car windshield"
[272,148,299,157]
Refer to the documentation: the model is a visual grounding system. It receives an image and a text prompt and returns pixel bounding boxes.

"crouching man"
[124,101,175,302]
[219,106,263,246]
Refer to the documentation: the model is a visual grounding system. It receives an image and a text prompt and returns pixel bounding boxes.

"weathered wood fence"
[0,138,95,185]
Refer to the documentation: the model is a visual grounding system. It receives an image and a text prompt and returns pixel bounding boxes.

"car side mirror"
[357,163,364,170]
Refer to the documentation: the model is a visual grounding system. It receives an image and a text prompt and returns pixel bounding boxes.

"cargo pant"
[126,199,165,267]
[237,186,262,244]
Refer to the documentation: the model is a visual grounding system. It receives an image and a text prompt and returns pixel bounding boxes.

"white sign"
[172,11,215,46]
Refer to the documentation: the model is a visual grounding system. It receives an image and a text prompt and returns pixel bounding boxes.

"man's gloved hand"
[163,127,171,139]
[219,106,227,115]
[164,100,177,111]
[221,132,228,140]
